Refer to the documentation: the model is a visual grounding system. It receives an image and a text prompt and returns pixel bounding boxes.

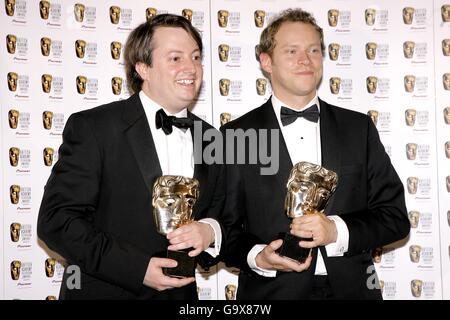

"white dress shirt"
[248,93,349,276]
[139,91,221,257]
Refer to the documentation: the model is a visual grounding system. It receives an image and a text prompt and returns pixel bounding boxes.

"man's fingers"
[291,254,313,272]
[153,257,178,268]
[163,276,195,288]
[167,242,190,251]
[299,238,317,248]
[271,252,311,272]
[268,239,283,251]
[188,248,202,257]
[167,226,190,240]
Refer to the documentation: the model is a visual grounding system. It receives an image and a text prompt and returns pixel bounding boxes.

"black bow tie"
[155,108,193,135]
[280,104,319,126]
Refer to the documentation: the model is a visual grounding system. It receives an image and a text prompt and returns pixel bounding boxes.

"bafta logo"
[5,0,15,16]
[219,78,230,96]
[404,75,415,93]
[8,109,19,129]
[279,162,338,262]
[46,296,57,300]
[254,10,265,28]
[6,34,16,54]
[40,37,51,56]
[329,77,341,94]
[408,211,420,228]
[43,147,54,166]
[9,147,19,167]
[218,44,229,62]
[111,77,122,95]
[145,7,157,21]
[365,42,377,60]
[407,177,418,194]
[75,39,86,59]
[109,6,120,24]
[10,260,21,280]
[328,43,340,61]
[442,39,450,56]
[411,280,423,298]
[443,73,450,90]
[327,9,339,27]
[256,78,267,96]
[39,0,50,20]
[45,258,56,277]
[217,10,229,28]
[220,112,231,127]
[445,141,450,159]
[366,76,378,94]
[409,245,421,263]
[442,5,450,22]
[405,109,416,126]
[367,110,379,126]
[10,222,21,242]
[74,3,85,22]
[406,143,417,160]
[110,41,122,60]
[403,41,415,59]
[372,247,382,263]
[10,184,20,204]
[152,175,199,277]
[365,8,376,26]
[444,107,450,124]
[76,75,87,94]
[403,7,414,25]
[42,74,52,93]
[182,8,193,22]
[7,72,18,91]
[225,284,237,300]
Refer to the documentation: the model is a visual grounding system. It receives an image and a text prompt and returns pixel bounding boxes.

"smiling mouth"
[176,79,195,85]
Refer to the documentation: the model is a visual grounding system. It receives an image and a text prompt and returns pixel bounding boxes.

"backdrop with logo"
[1,0,449,300]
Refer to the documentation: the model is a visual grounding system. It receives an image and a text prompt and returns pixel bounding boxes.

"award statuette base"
[163,249,196,278]
[278,233,312,263]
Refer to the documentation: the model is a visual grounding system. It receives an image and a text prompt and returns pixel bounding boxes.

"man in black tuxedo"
[37,14,224,300]
[221,8,409,299]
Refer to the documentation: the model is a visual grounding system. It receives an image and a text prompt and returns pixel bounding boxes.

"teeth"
[176,80,194,85]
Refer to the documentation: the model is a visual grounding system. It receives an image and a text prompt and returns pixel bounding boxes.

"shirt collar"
[139,90,188,118]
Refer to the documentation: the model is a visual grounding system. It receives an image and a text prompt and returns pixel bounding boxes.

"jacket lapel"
[188,112,209,217]
[319,98,341,214]
[259,99,292,192]
[122,94,162,193]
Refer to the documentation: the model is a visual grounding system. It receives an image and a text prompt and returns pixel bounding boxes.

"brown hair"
[124,13,203,94]
[256,8,325,61]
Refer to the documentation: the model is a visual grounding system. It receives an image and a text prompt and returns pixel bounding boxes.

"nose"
[183,57,197,74]
[297,50,311,65]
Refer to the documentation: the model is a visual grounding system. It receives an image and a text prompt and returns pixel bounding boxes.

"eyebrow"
[167,48,201,54]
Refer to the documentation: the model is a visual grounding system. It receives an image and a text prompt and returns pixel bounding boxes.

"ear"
[259,52,273,75]
[135,62,148,80]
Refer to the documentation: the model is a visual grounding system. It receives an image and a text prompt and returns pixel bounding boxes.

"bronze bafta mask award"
[278,162,338,263]
[152,175,199,278]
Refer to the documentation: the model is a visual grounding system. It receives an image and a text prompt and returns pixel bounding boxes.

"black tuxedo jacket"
[221,98,409,299]
[37,93,225,300]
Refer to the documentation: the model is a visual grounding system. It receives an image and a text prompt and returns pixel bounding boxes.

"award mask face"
[45,258,56,277]
[285,162,338,218]
[152,176,199,235]
[11,260,21,280]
